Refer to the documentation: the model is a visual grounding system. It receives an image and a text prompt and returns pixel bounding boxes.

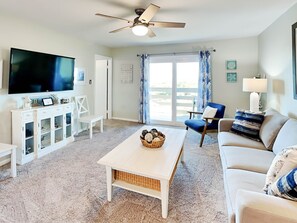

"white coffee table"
[98,126,187,218]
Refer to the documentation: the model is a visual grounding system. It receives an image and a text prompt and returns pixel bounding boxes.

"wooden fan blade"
[150,21,186,28]
[109,26,132,33]
[147,28,156,38]
[95,13,133,23]
[139,4,160,23]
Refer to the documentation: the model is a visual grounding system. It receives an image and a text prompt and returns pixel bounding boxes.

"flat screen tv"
[8,48,75,94]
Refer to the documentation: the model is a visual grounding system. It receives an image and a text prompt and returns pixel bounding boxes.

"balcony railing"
[149,87,198,122]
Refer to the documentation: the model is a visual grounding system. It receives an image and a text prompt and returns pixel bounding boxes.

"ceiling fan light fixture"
[132,24,148,36]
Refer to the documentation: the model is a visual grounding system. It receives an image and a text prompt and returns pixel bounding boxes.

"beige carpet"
[0,120,227,223]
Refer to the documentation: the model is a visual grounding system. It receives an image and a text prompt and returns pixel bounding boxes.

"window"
[149,54,199,125]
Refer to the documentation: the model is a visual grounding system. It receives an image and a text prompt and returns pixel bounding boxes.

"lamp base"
[250,92,259,113]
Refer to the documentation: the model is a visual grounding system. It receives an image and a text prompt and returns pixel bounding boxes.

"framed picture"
[74,67,86,85]
[42,98,54,106]
[226,60,237,70]
[226,72,237,83]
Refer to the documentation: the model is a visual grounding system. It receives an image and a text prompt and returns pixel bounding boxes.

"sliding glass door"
[149,54,199,125]
[149,62,172,122]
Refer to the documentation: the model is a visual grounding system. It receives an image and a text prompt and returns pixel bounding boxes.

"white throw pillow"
[202,106,217,124]
[263,145,297,193]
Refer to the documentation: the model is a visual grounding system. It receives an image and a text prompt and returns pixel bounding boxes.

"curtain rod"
[136,49,216,57]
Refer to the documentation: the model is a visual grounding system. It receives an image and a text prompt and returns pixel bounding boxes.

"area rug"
[0,120,227,223]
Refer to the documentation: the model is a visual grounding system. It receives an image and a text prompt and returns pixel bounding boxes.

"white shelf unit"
[11,103,74,164]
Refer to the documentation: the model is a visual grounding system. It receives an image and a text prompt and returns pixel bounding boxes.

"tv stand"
[11,103,74,165]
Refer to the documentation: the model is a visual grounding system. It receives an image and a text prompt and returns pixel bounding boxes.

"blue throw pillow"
[231,109,265,141]
[268,167,297,201]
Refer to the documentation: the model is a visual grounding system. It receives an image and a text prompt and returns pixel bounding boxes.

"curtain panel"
[197,50,212,111]
[139,54,150,124]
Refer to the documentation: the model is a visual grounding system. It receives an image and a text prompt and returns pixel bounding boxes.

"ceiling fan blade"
[150,21,186,28]
[95,13,133,23]
[147,28,156,38]
[109,26,132,33]
[139,4,160,23]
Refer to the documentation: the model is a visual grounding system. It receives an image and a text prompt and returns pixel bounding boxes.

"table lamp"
[242,78,267,112]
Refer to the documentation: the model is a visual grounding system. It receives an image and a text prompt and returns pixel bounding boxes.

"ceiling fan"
[95,3,186,37]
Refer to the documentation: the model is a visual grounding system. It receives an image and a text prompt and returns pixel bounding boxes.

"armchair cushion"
[185,119,217,133]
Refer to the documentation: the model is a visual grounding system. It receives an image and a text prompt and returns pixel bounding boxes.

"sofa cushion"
[220,146,275,173]
[264,146,297,193]
[218,132,266,150]
[259,108,288,150]
[273,119,297,154]
[230,109,265,141]
[224,169,266,223]
[268,168,297,201]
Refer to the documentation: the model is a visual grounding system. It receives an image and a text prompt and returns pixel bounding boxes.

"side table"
[0,143,17,177]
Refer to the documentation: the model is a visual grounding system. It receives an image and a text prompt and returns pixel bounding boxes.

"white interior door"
[94,56,112,119]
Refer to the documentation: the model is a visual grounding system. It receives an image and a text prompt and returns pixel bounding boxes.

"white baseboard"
[112,117,139,123]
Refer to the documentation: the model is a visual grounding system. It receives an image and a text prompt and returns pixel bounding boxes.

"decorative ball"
[141,130,148,138]
[144,133,153,143]
[152,137,161,142]
[151,131,159,138]
[151,128,158,133]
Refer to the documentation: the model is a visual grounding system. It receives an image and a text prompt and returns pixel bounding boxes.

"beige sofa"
[218,109,297,223]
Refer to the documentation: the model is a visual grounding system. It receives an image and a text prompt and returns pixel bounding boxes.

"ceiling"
[0,0,297,48]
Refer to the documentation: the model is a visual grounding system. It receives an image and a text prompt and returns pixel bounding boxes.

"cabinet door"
[24,121,34,155]
[54,114,64,143]
[65,112,72,138]
[39,117,52,149]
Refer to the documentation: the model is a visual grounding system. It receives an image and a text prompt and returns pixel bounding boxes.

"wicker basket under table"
[113,147,183,191]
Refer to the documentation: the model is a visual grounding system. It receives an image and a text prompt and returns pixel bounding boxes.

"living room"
[0,0,297,222]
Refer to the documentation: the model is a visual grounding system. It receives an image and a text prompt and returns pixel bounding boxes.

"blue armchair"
[184,102,226,147]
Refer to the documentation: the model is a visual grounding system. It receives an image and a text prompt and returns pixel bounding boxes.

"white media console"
[11,103,74,165]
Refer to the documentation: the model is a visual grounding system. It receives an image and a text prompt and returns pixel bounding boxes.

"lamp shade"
[132,25,148,36]
[242,78,267,93]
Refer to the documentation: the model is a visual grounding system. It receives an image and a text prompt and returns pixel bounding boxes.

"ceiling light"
[132,24,148,36]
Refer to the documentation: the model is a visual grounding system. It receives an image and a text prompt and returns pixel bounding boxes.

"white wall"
[0,13,111,143]
[259,3,297,118]
[111,37,258,121]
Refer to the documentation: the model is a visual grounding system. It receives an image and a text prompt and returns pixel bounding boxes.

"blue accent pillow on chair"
[231,109,265,141]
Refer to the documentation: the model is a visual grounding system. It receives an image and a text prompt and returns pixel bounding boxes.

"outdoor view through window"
[149,55,199,125]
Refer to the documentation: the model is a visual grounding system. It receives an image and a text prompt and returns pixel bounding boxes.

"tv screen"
[8,48,75,94]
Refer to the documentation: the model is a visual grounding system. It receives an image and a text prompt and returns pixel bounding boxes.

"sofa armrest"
[236,189,297,223]
[218,118,235,132]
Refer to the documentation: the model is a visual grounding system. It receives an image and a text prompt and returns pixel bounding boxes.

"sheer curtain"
[197,50,212,111]
[139,54,150,124]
